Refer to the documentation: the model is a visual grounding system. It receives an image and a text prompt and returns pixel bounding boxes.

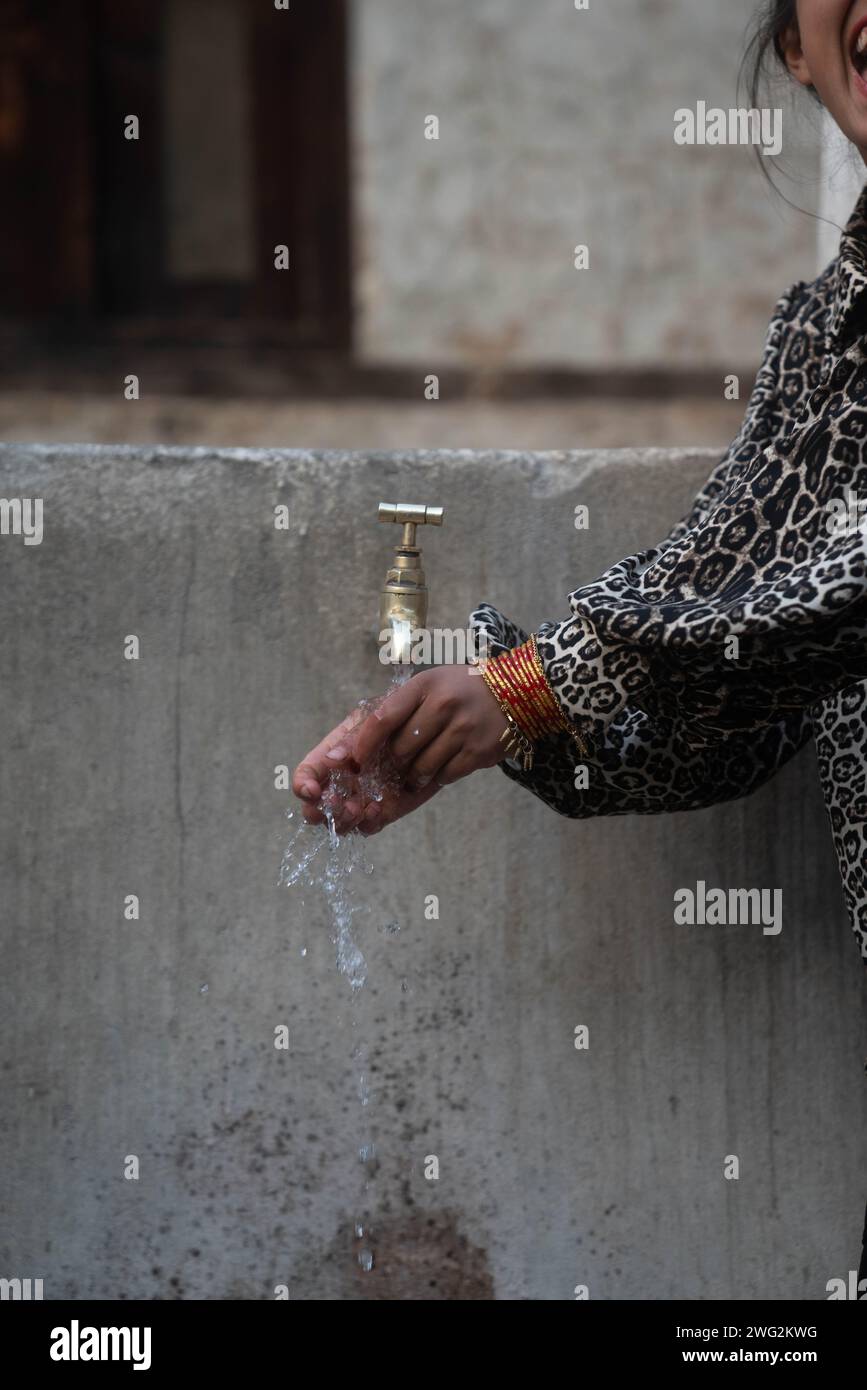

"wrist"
[478,634,592,758]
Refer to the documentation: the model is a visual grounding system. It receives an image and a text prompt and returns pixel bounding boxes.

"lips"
[849,16,867,98]
[852,20,867,75]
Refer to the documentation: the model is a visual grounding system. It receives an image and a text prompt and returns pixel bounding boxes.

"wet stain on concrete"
[339,1211,494,1300]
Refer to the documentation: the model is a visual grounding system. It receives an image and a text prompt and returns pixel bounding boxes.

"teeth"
[857,29,867,54]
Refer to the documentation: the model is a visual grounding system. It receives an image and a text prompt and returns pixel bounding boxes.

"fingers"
[300,794,326,824]
[388,705,448,766]
[356,800,386,835]
[351,678,426,767]
[433,746,479,786]
[292,679,445,839]
[293,740,351,800]
[331,797,365,835]
[389,720,437,765]
[302,796,363,834]
[400,728,462,791]
[301,783,365,835]
[319,764,366,836]
[292,709,364,801]
[293,760,325,802]
[357,779,442,835]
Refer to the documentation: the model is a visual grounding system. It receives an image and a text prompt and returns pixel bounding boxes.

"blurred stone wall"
[350,0,823,368]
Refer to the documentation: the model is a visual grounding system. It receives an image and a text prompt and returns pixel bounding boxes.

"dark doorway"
[0,0,352,351]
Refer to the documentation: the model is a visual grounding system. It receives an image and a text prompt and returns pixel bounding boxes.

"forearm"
[469,604,814,819]
[496,704,814,820]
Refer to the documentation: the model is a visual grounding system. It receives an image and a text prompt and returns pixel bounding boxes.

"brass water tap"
[377,502,444,650]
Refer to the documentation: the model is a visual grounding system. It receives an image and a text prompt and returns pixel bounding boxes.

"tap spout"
[377,502,444,663]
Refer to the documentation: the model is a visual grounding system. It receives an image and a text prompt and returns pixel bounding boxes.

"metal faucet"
[377,502,444,663]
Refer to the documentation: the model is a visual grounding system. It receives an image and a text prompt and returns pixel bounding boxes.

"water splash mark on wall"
[342,1212,494,1300]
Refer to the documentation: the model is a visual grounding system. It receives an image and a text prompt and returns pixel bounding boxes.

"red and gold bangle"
[477,633,592,764]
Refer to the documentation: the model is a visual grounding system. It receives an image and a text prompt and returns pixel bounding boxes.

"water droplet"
[359,1141,375,1162]
[299,947,307,958]
[358,1247,374,1272]
[199,983,209,995]
[355,1222,364,1239]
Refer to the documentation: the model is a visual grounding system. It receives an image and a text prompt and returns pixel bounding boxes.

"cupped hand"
[292,665,510,837]
[292,705,370,834]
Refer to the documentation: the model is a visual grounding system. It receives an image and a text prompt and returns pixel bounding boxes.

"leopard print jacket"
[470,180,867,965]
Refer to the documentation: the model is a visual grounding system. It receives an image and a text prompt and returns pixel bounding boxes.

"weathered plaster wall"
[1,444,864,1300]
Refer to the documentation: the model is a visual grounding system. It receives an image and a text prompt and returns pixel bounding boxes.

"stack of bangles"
[474,632,592,771]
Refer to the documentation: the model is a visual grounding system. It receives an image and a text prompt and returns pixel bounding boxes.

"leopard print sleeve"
[533,284,867,753]
[475,182,867,972]
[657,280,811,549]
[468,602,813,818]
[466,277,833,818]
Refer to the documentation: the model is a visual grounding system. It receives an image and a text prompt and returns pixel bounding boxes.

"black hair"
[740,2,826,200]
[740,2,821,109]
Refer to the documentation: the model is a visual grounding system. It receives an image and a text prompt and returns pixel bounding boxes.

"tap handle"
[378,502,444,548]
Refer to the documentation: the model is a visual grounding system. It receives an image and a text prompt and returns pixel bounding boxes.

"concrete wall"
[1,443,865,1301]
[351,0,822,369]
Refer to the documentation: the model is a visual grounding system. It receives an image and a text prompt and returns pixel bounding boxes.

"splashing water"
[280,677,408,988]
[280,672,411,1274]
[281,807,373,989]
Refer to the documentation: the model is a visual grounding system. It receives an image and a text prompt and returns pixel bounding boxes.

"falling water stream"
[279,663,412,1276]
